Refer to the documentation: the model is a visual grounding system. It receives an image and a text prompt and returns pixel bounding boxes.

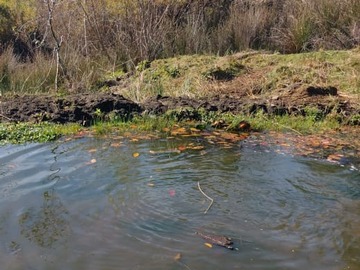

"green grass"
[91,106,343,138]
[112,48,360,103]
[241,112,341,135]
[242,49,360,95]
[0,108,348,145]
[91,114,178,136]
[114,53,249,102]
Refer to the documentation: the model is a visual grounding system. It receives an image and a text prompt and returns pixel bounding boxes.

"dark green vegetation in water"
[0,122,80,144]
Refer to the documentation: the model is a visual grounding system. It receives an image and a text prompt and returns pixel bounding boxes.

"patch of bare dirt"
[0,93,141,125]
[0,84,359,125]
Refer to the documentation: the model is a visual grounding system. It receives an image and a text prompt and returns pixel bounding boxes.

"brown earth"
[0,85,359,125]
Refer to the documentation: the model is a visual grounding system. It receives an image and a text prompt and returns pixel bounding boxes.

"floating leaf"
[171,127,188,136]
[204,243,213,248]
[174,253,181,261]
[178,145,187,151]
[220,132,243,142]
[133,152,140,158]
[327,154,344,163]
[88,149,97,153]
[110,142,122,148]
[148,183,155,187]
[189,145,205,150]
[85,159,97,165]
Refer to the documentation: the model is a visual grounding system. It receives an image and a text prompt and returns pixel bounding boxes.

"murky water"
[0,134,359,270]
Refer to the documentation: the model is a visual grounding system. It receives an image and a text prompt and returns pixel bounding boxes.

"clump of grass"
[114,54,251,102]
[111,47,359,105]
[240,48,360,96]
[90,114,178,136]
[237,110,340,134]
[0,49,57,94]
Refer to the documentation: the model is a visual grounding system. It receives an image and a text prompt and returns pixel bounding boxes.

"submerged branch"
[197,181,214,214]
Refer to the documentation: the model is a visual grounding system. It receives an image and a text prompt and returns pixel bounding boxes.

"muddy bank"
[0,86,359,125]
[0,93,141,125]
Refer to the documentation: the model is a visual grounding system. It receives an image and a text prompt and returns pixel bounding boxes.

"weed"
[0,122,80,144]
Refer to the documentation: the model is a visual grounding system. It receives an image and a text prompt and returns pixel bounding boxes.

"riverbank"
[0,49,359,144]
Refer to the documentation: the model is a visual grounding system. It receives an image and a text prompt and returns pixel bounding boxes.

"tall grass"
[0,0,359,94]
[0,48,56,94]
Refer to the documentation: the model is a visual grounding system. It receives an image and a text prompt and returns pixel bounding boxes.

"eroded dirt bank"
[0,85,359,125]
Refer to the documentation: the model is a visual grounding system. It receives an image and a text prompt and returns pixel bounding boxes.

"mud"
[0,86,359,125]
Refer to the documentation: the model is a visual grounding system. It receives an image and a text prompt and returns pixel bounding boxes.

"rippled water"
[0,135,359,270]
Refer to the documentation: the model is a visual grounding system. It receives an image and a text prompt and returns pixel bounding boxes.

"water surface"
[0,135,359,270]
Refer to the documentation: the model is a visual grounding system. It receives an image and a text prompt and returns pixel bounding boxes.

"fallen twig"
[197,181,214,214]
[0,114,14,122]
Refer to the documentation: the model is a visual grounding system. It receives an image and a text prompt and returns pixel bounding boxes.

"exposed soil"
[0,85,359,125]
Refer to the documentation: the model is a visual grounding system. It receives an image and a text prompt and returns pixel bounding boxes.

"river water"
[0,134,359,270]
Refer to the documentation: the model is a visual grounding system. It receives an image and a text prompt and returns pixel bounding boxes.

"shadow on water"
[0,135,359,270]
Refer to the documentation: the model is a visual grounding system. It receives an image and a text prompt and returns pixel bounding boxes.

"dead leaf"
[204,243,213,248]
[88,149,97,153]
[327,154,344,163]
[174,253,181,261]
[178,145,187,151]
[189,145,205,150]
[133,152,140,158]
[148,183,155,187]
[171,127,188,136]
[110,142,122,148]
[85,159,97,165]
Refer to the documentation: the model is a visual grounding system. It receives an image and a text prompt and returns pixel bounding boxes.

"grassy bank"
[111,48,360,102]
[0,108,346,145]
[1,47,359,144]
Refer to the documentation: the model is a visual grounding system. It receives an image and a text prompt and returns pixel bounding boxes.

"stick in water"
[197,181,214,214]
